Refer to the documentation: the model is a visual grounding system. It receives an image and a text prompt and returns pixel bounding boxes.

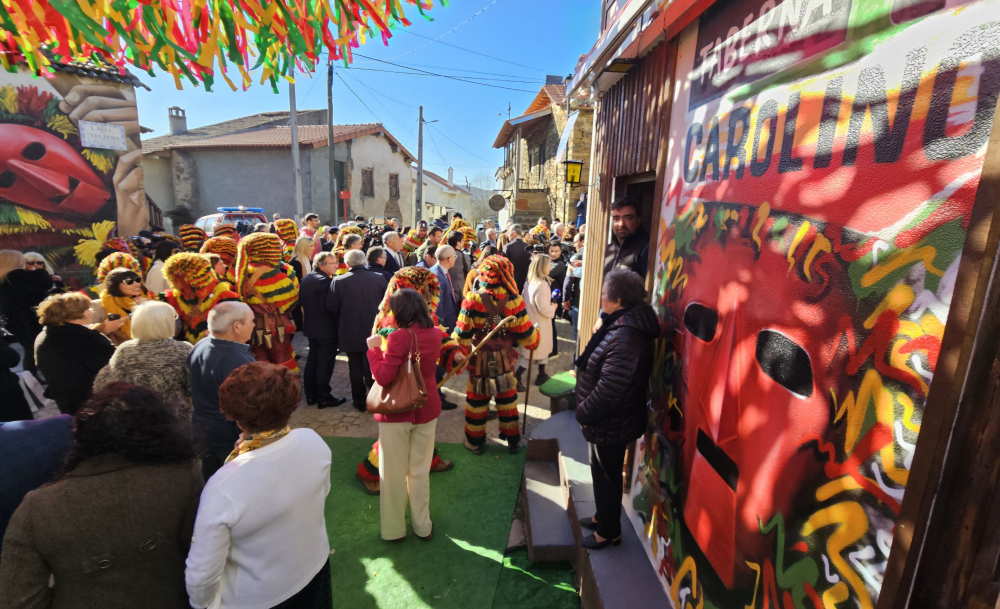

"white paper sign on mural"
[79,120,127,151]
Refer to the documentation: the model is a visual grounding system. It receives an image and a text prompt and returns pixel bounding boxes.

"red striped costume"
[159,253,240,344]
[453,256,539,450]
[234,233,300,371]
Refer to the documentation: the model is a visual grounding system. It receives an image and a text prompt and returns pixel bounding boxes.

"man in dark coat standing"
[327,249,389,411]
[300,252,346,409]
[502,224,532,293]
[381,231,406,275]
[366,246,394,282]
[603,196,649,278]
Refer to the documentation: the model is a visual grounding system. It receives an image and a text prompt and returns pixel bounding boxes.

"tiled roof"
[493,84,577,148]
[47,58,148,90]
[422,169,470,194]
[157,122,417,160]
[142,111,302,154]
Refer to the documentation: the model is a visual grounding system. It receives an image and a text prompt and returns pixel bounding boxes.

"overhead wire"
[397,29,551,74]
[386,0,507,61]
[426,124,498,165]
[354,61,540,80]
[352,53,538,93]
[426,127,450,168]
[345,66,542,84]
[335,73,382,124]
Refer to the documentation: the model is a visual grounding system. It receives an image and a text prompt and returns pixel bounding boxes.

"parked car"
[195,207,268,236]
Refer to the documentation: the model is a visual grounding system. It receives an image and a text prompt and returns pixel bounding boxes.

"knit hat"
[372,267,441,335]
[212,225,238,240]
[476,255,520,296]
[95,252,139,283]
[234,232,283,298]
[448,218,471,233]
[163,252,218,299]
[417,220,428,230]
[200,236,238,267]
[274,218,298,244]
[179,225,207,252]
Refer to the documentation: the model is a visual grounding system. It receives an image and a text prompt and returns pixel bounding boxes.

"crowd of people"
[0,195,660,606]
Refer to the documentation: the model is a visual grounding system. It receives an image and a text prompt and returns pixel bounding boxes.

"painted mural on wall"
[0,68,146,286]
[635,0,1000,607]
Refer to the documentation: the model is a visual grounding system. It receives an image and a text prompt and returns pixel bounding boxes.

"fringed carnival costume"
[273,218,299,262]
[529,224,550,244]
[200,236,238,282]
[453,255,539,454]
[402,220,428,254]
[233,233,300,371]
[159,253,239,344]
[333,225,364,275]
[179,224,207,252]
[461,226,481,258]
[211,224,239,241]
[355,267,465,492]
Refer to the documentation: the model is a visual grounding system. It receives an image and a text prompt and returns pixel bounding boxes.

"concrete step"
[522,460,575,563]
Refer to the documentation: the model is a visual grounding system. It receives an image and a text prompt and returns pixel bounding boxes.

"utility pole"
[289,67,304,221]
[416,105,424,224]
[327,58,337,224]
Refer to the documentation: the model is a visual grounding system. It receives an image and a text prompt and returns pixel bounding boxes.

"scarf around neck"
[100,291,141,339]
[225,426,291,464]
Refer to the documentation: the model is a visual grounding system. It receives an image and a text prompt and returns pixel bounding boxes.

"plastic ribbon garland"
[0,0,445,91]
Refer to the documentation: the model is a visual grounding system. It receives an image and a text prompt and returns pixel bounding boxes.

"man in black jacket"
[300,252,346,409]
[502,224,531,293]
[603,197,649,278]
[327,249,389,411]
[366,246,394,282]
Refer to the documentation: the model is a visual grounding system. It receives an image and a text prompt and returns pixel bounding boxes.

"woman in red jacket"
[366,288,449,542]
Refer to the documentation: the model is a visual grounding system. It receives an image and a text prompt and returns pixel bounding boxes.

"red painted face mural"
[0,124,109,216]
[677,223,854,588]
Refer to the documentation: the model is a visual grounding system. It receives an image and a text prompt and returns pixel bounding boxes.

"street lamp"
[563,159,584,185]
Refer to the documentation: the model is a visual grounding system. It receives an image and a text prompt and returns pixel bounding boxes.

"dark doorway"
[613,171,656,237]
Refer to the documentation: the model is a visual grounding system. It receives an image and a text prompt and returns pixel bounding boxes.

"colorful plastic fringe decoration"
[0,0,447,91]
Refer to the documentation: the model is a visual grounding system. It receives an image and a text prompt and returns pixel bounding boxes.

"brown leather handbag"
[366,329,429,415]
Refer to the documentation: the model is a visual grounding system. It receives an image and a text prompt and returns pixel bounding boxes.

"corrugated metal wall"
[578,40,673,351]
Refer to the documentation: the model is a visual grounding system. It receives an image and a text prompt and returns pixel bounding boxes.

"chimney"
[168,107,187,135]
[447,167,454,187]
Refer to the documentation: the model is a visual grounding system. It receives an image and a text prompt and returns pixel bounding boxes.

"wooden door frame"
[879,100,1000,609]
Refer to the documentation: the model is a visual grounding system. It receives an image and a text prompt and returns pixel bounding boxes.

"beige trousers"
[378,419,437,540]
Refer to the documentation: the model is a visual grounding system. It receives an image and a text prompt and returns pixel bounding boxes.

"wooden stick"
[521,348,535,437]
[436,315,516,389]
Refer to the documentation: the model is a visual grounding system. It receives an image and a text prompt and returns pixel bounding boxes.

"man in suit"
[367,246,394,282]
[327,249,389,411]
[300,252,347,409]
[382,231,406,274]
[503,224,532,294]
[430,244,460,411]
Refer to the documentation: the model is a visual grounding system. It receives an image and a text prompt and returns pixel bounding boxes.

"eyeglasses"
[121,277,140,285]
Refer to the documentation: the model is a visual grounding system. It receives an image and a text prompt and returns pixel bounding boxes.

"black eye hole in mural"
[684,302,718,342]
[755,330,814,398]
[0,171,15,189]
[21,142,46,162]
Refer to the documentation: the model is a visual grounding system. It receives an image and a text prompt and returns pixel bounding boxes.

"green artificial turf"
[323,437,527,608]
[492,548,579,609]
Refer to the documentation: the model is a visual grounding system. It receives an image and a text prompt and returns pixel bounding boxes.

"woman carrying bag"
[365,288,446,542]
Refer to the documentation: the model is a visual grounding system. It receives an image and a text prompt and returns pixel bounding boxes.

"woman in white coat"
[516,254,557,389]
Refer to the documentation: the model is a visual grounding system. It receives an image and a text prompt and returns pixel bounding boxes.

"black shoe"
[516,379,527,392]
[440,399,459,411]
[534,373,551,386]
[581,533,621,549]
[318,396,347,409]
[508,440,519,454]
[354,403,367,412]
[306,397,317,406]
[579,517,597,530]
[464,439,486,455]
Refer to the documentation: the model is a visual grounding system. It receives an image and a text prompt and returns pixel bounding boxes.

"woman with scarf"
[100,267,151,345]
[574,269,659,550]
[186,362,332,609]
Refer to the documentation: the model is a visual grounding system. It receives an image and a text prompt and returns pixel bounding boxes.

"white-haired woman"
[0,250,54,375]
[94,301,194,418]
[516,254,557,389]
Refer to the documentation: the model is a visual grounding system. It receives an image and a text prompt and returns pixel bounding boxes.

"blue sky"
[135,0,601,184]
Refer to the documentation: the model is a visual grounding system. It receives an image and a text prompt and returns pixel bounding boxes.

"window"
[538,144,547,171]
[389,173,400,199]
[362,169,374,198]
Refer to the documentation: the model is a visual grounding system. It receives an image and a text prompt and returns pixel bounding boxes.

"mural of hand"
[58,84,140,137]
[114,149,148,236]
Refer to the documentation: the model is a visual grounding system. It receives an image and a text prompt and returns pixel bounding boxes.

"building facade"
[493,84,594,226]
[568,0,1000,607]
[142,113,414,230]
[413,167,472,222]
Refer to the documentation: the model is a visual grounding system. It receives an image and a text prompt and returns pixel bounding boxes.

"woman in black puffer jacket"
[575,269,660,549]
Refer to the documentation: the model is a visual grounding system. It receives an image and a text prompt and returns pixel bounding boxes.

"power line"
[341,72,409,129]
[426,128,449,168]
[387,0,506,61]
[340,71,419,108]
[336,73,382,124]
[355,60,538,80]
[352,54,538,93]
[398,29,551,74]
[345,66,542,85]
[427,124,498,166]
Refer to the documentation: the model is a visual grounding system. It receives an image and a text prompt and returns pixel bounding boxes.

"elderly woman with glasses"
[94,301,193,419]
